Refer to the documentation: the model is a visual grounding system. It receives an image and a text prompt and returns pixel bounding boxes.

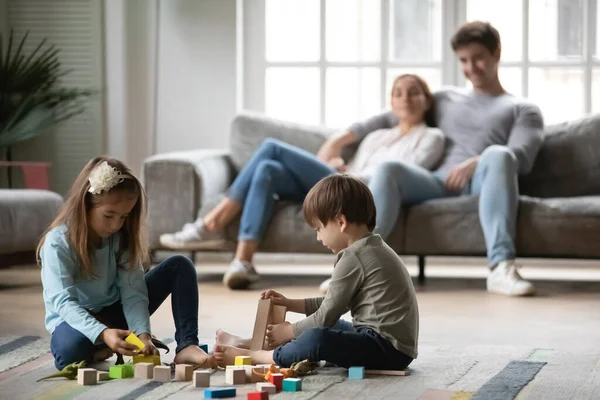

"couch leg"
[418,255,426,285]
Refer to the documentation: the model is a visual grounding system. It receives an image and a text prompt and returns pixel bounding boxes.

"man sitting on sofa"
[321,21,543,296]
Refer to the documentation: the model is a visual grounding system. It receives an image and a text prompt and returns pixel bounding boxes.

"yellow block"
[132,354,161,365]
[234,356,252,366]
[125,333,146,350]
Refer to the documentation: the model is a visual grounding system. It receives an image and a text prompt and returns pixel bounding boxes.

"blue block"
[282,377,302,392]
[348,366,365,380]
[204,387,236,398]
[200,344,208,353]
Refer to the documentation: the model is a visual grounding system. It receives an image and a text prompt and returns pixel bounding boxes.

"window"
[244,0,600,127]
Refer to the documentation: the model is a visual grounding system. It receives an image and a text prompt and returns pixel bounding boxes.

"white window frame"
[242,0,600,124]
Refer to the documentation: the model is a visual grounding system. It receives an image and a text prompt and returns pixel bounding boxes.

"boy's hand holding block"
[235,356,252,366]
[125,333,146,351]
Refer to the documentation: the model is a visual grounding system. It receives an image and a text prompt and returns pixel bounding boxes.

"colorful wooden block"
[193,370,210,388]
[134,362,154,379]
[348,366,365,379]
[268,373,283,391]
[225,366,246,385]
[282,377,302,392]
[77,368,97,385]
[200,344,209,353]
[204,387,236,398]
[125,333,146,350]
[244,365,266,383]
[153,365,171,382]
[247,391,269,400]
[97,371,110,381]
[109,365,133,379]
[132,354,161,365]
[250,299,272,350]
[235,355,252,366]
[365,369,411,376]
[256,382,276,394]
[175,364,194,381]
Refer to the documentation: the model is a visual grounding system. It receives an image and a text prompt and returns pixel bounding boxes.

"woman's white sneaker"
[159,221,226,250]
[223,259,260,290]
[486,260,536,296]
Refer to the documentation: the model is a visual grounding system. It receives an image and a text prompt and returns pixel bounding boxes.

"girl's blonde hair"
[36,156,150,277]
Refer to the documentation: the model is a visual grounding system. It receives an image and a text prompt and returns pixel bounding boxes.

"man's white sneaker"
[223,259,260,290]
[159,221,226,250]
[486,260,536,296]
[319,278,331,294]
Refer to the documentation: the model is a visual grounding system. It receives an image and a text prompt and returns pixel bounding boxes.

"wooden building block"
[134,362,154,379]
[348,366,364,379]
[268,305,287,325]
[247,391,269,400]
[256,382,276,394]
[244,365,266,383]
[77,368,97,385]
[175,364,194,381]
[204,387,236,398]
[153,365,171,382]
[268,373,283,391]
[250,298,272,350]
[226,366,246,385]
[109,365,133,379]
[282,377,302,392]
[193,370,210,388]
[125,333,146,350]
[97,371,110,381]
[365,369,411,376]
[133,354,161,365]
[235,355,253,366]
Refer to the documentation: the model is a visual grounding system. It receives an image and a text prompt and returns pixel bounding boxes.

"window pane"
[266,0,319,62]
[466,0,522,61]
[265,67,320,125]
[529,0,584,61]
[593,69,600,114]
[386,69,442,96]
[528,68,584,124]
[390,0,442,61]
[325,68,381,128]
[326,0,380,62]
[465,68,522,97]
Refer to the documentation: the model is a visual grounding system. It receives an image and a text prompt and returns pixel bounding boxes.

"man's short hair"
[303,174,376,232]
[451,21,501,54]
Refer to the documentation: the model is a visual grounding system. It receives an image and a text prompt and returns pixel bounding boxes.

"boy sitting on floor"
[214,174,419,370]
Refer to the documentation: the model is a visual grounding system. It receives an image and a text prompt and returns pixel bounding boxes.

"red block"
[268,373,284,391]
[247,391,269,400]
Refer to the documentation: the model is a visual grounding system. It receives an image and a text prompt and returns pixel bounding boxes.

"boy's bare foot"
[215,329,251,349]
[214,344,250,367]
[92,348,114,362]
[174,345,215,368]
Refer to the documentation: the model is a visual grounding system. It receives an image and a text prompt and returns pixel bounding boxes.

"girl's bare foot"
[215,329,251,349]
[214,344,250,367]
[92,348,114,362]
[174,345,215,368]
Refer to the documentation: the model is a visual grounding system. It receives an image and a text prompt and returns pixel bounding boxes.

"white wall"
[155,0,238,153]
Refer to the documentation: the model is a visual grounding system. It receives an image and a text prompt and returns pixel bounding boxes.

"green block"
[282,378,302,392]
[109,364,134,379]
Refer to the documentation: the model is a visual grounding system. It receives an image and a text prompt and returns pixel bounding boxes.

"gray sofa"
[143,112,600,281]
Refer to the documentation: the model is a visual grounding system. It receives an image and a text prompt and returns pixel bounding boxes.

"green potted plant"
[0,30,96,188]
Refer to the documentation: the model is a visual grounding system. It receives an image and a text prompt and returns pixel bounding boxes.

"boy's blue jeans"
[273,319,413,370]
[227,138,335,241]
[50,255,199,370]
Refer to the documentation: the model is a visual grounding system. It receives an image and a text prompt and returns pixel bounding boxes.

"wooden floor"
[1,261,600,352]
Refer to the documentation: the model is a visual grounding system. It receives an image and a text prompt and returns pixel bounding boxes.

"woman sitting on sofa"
[160,74,446,290]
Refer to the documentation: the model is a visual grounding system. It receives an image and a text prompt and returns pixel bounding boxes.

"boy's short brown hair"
[303,174,376,231]
[451,21,501,54]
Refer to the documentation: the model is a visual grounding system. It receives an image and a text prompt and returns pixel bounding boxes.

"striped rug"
[1,337,598,399]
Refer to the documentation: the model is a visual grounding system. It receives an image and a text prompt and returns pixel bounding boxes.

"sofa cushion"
[520,114,600,198]
[229,112,333,173]
[404,195,600,258]
[0,189,63,254]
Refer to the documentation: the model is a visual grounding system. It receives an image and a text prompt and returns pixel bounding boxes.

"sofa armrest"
[143,149,234,248]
